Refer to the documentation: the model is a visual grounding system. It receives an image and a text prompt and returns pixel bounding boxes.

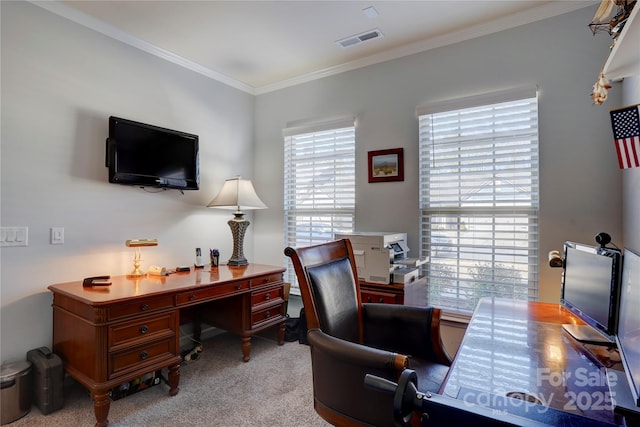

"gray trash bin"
[1,360,32,425]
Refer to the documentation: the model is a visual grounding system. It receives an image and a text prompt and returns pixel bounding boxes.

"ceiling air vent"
[337,29,383,48]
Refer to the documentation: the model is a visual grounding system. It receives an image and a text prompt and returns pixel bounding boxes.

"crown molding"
[255,1,595,94]
[29,0,256,95]
[30,0,595,96]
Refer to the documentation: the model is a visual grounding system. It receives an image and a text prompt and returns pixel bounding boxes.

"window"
[418,88,539,314]
[283,117,356,292]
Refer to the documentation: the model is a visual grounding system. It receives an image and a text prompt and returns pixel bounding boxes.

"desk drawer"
[109,312,176,350]
[251,303,284,328]
[109,339,174,378]
[250,274,282,288]
[108,295,175,321]
[362,290,398,304]
[251,286,284,306]
[176,280,249,305]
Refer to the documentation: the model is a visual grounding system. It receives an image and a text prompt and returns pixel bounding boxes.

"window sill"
[441,311,471,326]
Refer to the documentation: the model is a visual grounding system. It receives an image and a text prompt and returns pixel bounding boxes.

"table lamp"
[207,176,267,266]
[125,239,158,277]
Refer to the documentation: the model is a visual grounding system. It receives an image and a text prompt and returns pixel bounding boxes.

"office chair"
[284,239,451,427]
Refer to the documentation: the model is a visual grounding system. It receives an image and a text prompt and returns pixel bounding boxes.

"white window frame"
[417,87,540,314]
[283,117,356,293]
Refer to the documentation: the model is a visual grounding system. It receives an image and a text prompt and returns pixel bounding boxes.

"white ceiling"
[39,1,596,94]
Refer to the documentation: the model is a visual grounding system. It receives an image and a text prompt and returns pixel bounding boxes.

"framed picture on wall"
[368,148,404,183]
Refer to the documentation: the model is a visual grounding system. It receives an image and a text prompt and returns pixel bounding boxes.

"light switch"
[0,227,28,247]
[51,227,64,245]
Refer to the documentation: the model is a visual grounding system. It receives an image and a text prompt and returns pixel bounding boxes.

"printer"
[335,232,427,285]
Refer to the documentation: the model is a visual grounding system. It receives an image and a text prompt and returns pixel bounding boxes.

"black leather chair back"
[307,257,359,342]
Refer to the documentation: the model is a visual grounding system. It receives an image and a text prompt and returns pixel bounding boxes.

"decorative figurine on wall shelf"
[210,248,220,267]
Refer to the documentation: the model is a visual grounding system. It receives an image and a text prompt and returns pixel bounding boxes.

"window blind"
[418,89,539,314]
[283,118,355,291]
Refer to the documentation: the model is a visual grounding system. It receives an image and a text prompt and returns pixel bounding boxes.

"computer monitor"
[611,247,640,416]
[560,241,622,345]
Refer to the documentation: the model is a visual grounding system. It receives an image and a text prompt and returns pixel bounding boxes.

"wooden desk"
[48,264,286,427]
[359,277,428,306]
[441,297,625,425]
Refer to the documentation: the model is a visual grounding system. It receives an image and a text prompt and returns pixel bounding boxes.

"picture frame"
[368,148,404,183]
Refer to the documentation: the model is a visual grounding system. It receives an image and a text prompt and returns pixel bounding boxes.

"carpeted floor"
[9,332,330,426]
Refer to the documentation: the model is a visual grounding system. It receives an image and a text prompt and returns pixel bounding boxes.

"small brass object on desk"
[125,239,158,277]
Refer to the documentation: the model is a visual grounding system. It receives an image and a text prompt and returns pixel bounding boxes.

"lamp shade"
[207,177,267,211]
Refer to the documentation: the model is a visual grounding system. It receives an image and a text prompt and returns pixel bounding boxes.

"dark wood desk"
[441,297,625,425]
[359,277,428,306]
[48,264,286,427]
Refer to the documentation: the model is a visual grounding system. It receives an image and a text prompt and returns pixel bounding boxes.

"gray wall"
[621,77,640,252]
[0,2,256,362]
[253,5,625,304]
[2,2,636,364]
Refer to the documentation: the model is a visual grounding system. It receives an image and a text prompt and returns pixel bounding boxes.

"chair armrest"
[307,328,407,427]
[362,303,451,366]
[307,328,407,372]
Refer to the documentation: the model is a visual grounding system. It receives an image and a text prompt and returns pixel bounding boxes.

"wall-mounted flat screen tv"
[105,116,199,190]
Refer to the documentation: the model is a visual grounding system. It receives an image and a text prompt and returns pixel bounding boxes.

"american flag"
[610,104,640,169]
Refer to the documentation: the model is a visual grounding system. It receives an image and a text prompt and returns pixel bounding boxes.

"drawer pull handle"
[140,325,148,334]
[141,304,149,311]
[189,295,196,301]
[367,296,372,303]
[378,298,384,303]
[140,351,148,360]
[236,285,242,290]
[265,293,270,300]
[265,311,271,318]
